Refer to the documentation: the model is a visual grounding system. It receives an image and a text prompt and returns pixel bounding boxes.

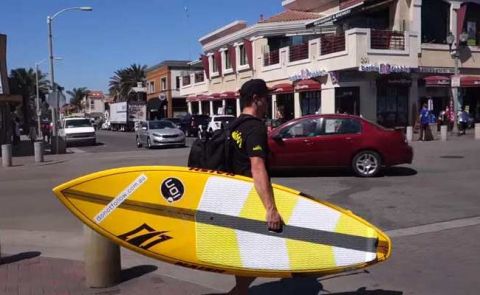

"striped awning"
[271,83,294,94]
[294,79,321,92]
[424,76,450,87]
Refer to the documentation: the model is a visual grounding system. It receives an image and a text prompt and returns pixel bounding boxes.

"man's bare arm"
[250,156,283,231]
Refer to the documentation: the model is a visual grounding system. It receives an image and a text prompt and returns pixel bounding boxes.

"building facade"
[0,34,22,145]
[83,90,106,116]
[180,0,480,127]
[145,60,202,119]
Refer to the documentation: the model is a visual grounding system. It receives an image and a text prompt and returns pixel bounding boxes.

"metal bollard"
[476,123,480,140]
[1,144,12,167]
[441,125,448,142]
[34,141,44,163]
[84,225,121,288]
[406,126,413,142]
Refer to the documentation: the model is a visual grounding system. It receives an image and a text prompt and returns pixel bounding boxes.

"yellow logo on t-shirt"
[252,145,263,152]
[231,130,243,148]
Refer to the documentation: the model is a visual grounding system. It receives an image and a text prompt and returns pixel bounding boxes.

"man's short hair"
[239,79,270,108]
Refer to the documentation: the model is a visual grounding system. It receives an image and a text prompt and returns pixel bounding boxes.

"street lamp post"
[47,6,92,153]
[446,31,469,135]
[35,58,62,140]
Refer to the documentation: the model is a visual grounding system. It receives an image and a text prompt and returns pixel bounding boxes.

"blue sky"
[1,0,281,95]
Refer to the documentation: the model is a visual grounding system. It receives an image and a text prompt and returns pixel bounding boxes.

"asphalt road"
[1,130,479,294]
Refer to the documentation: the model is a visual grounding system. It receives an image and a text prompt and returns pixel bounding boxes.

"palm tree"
[109,64,147,102]
[67,87,90,111]
[8,68,49,127]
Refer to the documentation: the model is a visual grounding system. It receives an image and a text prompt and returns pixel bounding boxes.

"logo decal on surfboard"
[118,223,172,250]
[161,178,184,203]
[94,174,148,224]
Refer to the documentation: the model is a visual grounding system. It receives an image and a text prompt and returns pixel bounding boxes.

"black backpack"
[188,116,254,172]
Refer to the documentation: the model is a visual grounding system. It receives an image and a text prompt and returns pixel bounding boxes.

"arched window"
[421,0,450,44]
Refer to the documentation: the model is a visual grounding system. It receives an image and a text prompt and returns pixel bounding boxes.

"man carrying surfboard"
[228,79,284,295]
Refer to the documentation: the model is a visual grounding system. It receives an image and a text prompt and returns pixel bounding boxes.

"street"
[1,131,479,294]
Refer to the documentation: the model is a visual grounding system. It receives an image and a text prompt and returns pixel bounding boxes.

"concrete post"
[1,144,12,167]
[34,141,44,163]
[84,225,121,288]
[406,126,413,142]
[475,123,480,140]
[441,125,448,142]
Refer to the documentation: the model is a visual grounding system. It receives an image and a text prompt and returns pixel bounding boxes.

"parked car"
[181,114,210,137]
[268,114,413,177]
[136,120,185,148]
[206,115,236,133]
[59,117,96,146]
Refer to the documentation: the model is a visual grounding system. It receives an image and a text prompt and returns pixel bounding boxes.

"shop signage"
[415,67,455,74]
[289,69,328,81]
[451,76,461,88]
[359,63,411,74]
[329,71,339,84]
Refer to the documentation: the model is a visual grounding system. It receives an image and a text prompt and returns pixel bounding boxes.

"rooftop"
[146,60,202,72]
[259,9,321,23]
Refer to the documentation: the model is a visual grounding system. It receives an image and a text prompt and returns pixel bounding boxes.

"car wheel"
[352,150,381,177]
[147,137,152,149]
[136,136,142,148]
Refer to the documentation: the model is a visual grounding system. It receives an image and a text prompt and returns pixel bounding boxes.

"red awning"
[220,91,239,99]
[186,95,198,102]
[294,79,321,92]
[460,76,480,87]
[424,76,451,87]
[208,93,223,101]
[196,94,209,101]
[271,83,294,94]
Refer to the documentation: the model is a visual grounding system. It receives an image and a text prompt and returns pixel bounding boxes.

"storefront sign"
[329,71,339,84]
[289,69,328,81]
[359,63,411,74]
[415,67,455,74]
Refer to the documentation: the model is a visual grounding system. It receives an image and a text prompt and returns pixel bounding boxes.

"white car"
[59,117,96,146]
[206,115,236,134]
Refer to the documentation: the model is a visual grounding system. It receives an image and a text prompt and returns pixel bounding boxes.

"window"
[182,75,191,86]
[224,49,232,69]
[161,78,167,90]
[421,0,450,44]
[148,81,155,94]
[239,44,248,66]
[195,72,204,83]
[279,118,322,138]
[323,118,361,135]
[90,99,95,109]
[211,56,218,73]
[176,76,180,89]
[300,92,321,116]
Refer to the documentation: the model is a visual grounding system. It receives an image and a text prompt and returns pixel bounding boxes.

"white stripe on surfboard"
[94,174,148,224]
[197,176,253,217]
[236,231,290,270]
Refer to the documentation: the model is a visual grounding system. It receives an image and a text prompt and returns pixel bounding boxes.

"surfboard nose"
[376,234,392,261]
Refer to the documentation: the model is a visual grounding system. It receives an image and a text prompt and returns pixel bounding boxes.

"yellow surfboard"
[52,166,391,278]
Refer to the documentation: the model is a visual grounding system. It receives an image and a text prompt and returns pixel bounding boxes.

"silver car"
[136,120,186,148]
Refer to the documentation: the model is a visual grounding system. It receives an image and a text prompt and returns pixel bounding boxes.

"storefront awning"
[271,83,294,94]
[424,76,451,88]
[460,76,480,87]
[220,91,239,99]
[294,79,321,92]
[186,95,198,102]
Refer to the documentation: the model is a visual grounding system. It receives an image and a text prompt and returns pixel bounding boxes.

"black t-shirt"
[230,114,269,177]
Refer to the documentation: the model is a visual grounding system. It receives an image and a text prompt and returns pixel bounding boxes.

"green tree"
[108,64,146,102]
[8,68,49,126]
[67,87,90,110]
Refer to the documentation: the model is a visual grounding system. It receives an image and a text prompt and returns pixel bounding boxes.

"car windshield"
[149,121,176,129]
[214,117,234,123]
[65,119,91,128]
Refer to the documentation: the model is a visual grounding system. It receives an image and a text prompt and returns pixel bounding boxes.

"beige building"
[180,0,480,127]
[83,91,106,117]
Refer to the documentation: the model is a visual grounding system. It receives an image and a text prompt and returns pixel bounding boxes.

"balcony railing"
[182,76,191,86]
[371,30,405,50]
[289,43,309,62]
[194,72,204,83]
[320,34,346,55]
[263,49,280,66]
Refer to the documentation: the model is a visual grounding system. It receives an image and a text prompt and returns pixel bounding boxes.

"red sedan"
[268,114,413,177]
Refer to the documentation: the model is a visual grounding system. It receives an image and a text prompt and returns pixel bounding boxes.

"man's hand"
[266,207,283,232]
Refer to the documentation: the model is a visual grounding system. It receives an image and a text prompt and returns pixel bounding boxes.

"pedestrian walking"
[227,79,283,295]
[418,103,430,141]
[458,108,469,135]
